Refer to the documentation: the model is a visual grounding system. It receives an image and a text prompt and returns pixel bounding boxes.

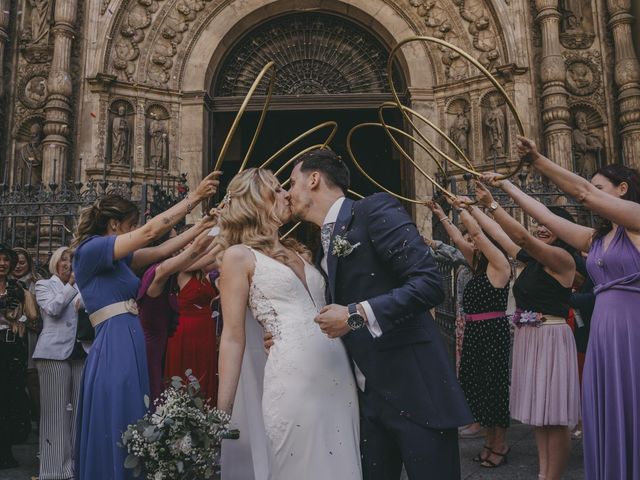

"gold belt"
[540,315,566,326]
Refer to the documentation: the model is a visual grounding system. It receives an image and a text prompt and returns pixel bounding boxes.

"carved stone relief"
[559,0,596,49]
[18,71,48,109]
[146,104,170,169]
[564,51,605,107]
[15,120,44,184]
[481,91,508,160]
[108,100,134,165]
[571,107,605,177]
[446,98,472,157]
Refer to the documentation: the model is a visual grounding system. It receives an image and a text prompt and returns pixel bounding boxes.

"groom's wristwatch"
[346,303,366,331]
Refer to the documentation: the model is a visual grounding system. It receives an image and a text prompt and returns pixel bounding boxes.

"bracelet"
[437,216,450,224]
[186,195,193,214]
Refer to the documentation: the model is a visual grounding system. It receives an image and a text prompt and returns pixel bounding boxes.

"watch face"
[347,314,365,330]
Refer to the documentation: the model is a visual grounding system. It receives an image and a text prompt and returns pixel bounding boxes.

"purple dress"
[137,264,178,404]
[585,227,640,480]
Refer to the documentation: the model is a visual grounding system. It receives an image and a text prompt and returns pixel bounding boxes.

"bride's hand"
[264,332,274,353]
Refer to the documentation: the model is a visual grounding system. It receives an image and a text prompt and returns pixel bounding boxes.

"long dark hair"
[592,164,640,239]
[73,195,139,247]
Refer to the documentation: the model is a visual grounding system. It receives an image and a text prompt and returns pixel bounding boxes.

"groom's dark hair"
[295,148,350,194]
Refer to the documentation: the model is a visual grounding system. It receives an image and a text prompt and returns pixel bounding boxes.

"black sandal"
[472,445,492,463]
[480,448,510,468]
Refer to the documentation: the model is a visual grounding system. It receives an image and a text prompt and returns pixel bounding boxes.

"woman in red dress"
[164,268,218,402]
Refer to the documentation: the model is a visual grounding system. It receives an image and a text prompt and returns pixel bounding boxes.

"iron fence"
[0,176,188,272]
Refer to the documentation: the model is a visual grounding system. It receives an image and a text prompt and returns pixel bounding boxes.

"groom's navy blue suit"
[318,193,473,480]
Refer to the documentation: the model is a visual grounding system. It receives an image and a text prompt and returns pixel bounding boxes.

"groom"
[286,148,473,480]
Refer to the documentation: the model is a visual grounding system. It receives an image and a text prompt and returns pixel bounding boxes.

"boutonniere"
[332,234,361,258]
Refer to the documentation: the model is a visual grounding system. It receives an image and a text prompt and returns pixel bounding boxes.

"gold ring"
[387,36,526,180]
[213,62,276,172]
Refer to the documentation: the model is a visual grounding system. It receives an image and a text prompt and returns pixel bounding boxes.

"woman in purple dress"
[489,136,640,480]
[71,172,219,480]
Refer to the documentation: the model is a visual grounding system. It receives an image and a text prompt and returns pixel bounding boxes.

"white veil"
[220,309,270,480]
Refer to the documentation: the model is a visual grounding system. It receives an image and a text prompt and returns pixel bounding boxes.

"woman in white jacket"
[33,247,84,480]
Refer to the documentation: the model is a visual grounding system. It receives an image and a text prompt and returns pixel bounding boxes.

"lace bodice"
[247,248,326,342]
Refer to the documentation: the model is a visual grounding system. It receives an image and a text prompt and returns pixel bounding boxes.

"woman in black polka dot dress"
[427,197,512,468]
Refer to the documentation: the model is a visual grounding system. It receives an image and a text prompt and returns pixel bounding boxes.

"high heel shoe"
[480,447,510,468]
[472,445,492,463]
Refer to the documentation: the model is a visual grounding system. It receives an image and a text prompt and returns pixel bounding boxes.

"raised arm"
[146,227,216,298]
[475,181,575,286]
[217,245,253,413]
[130,215,216,273]
[35,278,78,317]
[452,197,511,288]
[518,136,640,232]
[113,171,221,261]
[183,243,222,273]
[469,185,520,259]
[425,200,474,265]
[481,175,594,253]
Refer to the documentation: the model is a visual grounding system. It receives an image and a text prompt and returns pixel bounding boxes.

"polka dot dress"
[460,272,511,428]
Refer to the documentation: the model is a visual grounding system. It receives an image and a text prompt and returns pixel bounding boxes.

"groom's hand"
[315,304,351,338]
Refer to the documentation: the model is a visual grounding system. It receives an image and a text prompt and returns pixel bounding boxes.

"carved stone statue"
[484,96,506,158]
[572,111,602,178]
[449,110,470,156]
[29,0,50,45]
[149,118,167,168]
[18,123,44,185]
[110,106,130,165]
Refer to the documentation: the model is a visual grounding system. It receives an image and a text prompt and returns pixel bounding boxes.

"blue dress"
[73,235,149,480]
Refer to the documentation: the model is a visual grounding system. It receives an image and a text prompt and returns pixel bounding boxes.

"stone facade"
[1,0,639,217]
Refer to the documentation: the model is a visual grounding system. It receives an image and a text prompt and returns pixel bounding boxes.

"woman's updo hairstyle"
[73,195,139,247]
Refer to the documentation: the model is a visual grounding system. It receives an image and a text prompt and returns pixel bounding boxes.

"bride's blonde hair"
[214,168,307,261]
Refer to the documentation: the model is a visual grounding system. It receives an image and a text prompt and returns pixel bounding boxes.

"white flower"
[180,434,193,455]
[154,471,164,480]
[331,234,361,258]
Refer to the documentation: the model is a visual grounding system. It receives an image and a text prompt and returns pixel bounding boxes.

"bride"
[215,168,361,480]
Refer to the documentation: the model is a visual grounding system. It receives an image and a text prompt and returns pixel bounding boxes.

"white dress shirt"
[322,197,382,391]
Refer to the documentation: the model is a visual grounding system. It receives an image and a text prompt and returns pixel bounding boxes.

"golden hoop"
[387,36,526,180]
[347,122,457,203]
[213,62,276,172]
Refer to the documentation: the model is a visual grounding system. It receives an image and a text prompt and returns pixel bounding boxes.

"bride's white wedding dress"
[221,247,361,480]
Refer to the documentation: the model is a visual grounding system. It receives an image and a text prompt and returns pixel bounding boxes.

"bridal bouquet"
[121,371,238,480]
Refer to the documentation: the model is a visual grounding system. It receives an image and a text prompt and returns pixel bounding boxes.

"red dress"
[164,275,218,402]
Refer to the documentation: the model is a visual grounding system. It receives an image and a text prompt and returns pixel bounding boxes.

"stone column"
[0,1,9,100]
[42,0,77,184]
[535,0,573,169]
[607,0,640,168]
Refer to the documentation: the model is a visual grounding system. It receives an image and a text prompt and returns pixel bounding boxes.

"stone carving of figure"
[561,0,587,31]
[484,96,506,158]
[449,110,470,156]
[572,111,602,178]
[149,117,167,168]
[18,123,44,185]
[29,0,50,45]
[111,106,130,165]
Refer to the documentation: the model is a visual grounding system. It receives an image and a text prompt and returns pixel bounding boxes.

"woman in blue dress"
[72,172,220,480]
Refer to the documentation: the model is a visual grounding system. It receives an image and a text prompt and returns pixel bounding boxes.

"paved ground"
[2,423,584,479]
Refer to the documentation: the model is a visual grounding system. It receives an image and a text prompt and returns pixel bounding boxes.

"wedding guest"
[71,172,219,480]
[164,263,219,402]
[508,136,640,480]
[427,198,512,467]
[475,180,580,480]
[0,244,38,469]
[33,247,84,480]
[11,247,42,423]
[137,219,216,404]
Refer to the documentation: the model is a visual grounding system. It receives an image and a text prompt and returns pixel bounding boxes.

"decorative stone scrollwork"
[215,13,400,96]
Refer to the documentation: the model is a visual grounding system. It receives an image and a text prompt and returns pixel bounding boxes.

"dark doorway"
[211,108,410,200]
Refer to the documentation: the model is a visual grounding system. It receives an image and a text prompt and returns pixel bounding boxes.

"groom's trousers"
[358,387,461,480]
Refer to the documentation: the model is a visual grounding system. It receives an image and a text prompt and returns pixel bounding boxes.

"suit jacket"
[33,275,81,361]
[321,193,473,429]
